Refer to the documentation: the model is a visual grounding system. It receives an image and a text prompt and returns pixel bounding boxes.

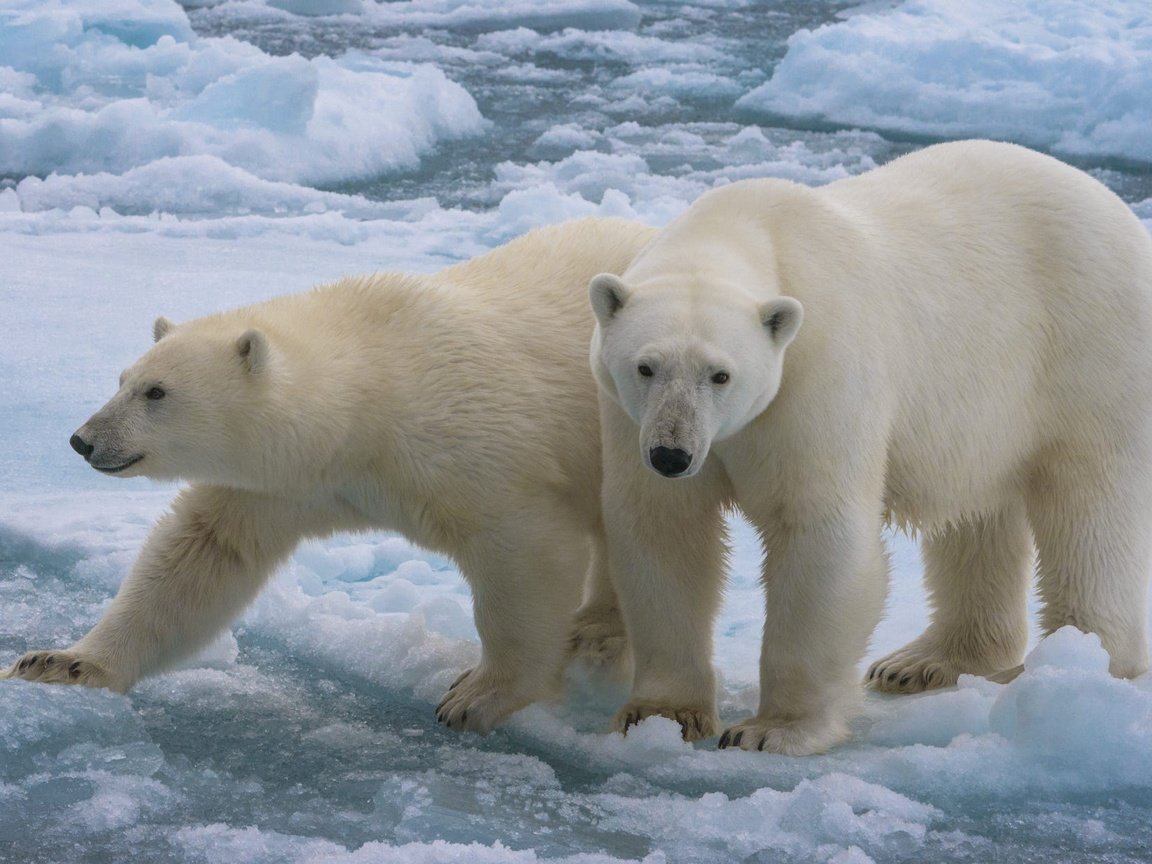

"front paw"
[866,634,1023,694]
[865,643,961,694]
[434,667,533,734]
[613,701,718,742]
[3,650,117,690]
[714,709,852,755]
[718,714,848,756]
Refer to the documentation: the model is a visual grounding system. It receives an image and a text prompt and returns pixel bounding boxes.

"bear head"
[70,315,277,486]
[589,272,802,479]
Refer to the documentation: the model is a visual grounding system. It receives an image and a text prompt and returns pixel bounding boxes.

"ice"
[4,0,1152,861]
[988,628,1152,786]
[325,0,644,32]
[490,129,888,232]
[531,123,603,156]
[737,0,1152,166]
[171,53,317,133]
[608,68,743,102]
[476,26,728,64]
[12,156,422,218]
[598,773,940,862]
[266,0,364,16]
[193,0,643,34]
[0,0,486,214]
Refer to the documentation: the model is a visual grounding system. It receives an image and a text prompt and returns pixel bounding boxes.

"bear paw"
[865,645,960,694]
[718,715,848,756]
[434,667,532,734]
[3,650,116,690]
[613,701,718,742]
[568,606,628,667]
[867,641,1025,693]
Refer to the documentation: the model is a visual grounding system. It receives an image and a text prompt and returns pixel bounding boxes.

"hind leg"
[867,502,1033,693]
[569,528,629,669]
[1026,456,1151,679]
[435,500,590,733]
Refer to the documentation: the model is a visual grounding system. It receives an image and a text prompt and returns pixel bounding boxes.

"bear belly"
[883,448,1022,532]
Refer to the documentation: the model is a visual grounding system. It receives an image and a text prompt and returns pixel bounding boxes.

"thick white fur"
[590,140,1152,755]
[4,217,657,733]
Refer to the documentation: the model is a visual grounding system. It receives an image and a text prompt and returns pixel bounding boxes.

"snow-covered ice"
[3,0,1152,862]
[738,0,1152,168]
[0,0,486,208]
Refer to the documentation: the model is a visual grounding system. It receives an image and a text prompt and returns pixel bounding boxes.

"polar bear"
[588,140,1152,755]
[4,217,657,733]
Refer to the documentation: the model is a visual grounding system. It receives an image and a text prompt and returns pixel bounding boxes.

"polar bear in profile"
[4,217,657,734]
[589,140,1152,755]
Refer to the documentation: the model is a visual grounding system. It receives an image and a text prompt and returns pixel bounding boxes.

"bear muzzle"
[70,428,144,474]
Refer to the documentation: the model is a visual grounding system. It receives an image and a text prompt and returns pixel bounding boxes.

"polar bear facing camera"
[589,140,1152,755]
[4,217,657,734]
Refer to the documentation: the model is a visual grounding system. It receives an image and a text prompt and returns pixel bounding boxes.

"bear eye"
[146,386,166,401]
[638,364,654,378]
[711,371,730,385]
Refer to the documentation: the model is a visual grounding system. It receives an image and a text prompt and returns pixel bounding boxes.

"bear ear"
[759,297,803,347]
[153,316,176,342]
[236,329,270,373]
[589,273,631,325]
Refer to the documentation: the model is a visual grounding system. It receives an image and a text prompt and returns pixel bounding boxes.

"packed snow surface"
[3,0,1152,862]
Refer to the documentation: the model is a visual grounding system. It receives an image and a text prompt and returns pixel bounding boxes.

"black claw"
[448,669,471,692]
[460,711,467,724]
[622,713,637,734]
[757,737,766,752]
[68,661,83,679]
[899,675,912,687]
[718,730,731,749]
[17,655,34,673]
[886,671,898,683]
[733,730,744,748]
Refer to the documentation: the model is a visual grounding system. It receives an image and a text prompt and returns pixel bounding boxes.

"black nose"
[649,446,692,477]
[70,433,94,460]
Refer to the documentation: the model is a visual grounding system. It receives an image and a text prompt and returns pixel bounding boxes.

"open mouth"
[93,455,144,474]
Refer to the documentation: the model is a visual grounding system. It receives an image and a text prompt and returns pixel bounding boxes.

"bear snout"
[649,446,692,478]
[70,432,94,460]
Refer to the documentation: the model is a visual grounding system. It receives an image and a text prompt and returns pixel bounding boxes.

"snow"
[3,0,1152,861]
